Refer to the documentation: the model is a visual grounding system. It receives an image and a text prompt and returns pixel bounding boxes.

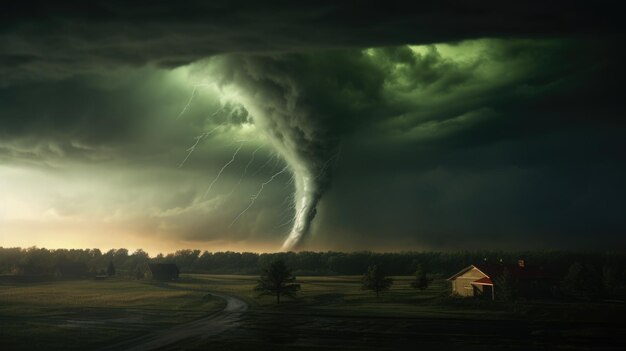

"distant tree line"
[1,247,625,299]
[0,247,150,279]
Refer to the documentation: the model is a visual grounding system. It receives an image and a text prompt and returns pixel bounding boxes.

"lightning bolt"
[275,185,298,225]
[252,153,277,176]
[203,143,244,199]
[279,192,295,208]
[276,205,298,229]
[275,203,304,229]
[176,83,212,120]
[230,165,290,227]
[284,173,295,188]
[275,216,295,229]
[179,135,204,168]
[178,123,226,168]
[315,150,341,180]
[224,145,263,198]
[209,104,226,119]
[276,194,296,219]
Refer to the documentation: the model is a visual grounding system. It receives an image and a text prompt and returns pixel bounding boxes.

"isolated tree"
[254,259,300,304]
[107,261,116,277]
[362,265,393,297]
[410,264,432,290]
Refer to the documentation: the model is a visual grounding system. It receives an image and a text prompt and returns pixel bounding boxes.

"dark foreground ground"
[1,275,625,350]
[186,311,626,351]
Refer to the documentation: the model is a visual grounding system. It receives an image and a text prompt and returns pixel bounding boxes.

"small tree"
[361,265,393,297]
[410,264,432,290]
[106,261,116,277]
[254,260,300,304]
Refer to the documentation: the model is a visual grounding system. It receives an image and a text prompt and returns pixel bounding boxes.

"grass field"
[173,275,626,350]
[1,274,625,350]
[176,274,513,319]
[0,278,224,350]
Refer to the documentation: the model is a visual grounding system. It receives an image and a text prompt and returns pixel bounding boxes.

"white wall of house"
[451,267,488,297]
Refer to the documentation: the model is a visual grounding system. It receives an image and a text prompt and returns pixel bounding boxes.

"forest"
[0,247,623,282]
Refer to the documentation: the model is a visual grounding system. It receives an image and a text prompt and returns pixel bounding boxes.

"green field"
[0,278,224,350]
[1,275,625,350]
[173,275,626,350]
[175,274,512,319]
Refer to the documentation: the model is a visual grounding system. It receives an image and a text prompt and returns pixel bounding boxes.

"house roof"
[471,277,494,285]
[477,264,548,280]
[448,263,549,281]
[447,265,488,281]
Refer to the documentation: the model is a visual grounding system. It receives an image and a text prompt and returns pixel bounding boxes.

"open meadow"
[0,277,224,350]
[1,274,625,350]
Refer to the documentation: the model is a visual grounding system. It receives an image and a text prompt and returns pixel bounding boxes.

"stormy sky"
[1,1,624,253]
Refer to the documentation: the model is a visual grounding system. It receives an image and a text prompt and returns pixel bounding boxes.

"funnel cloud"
[213,54,347,250]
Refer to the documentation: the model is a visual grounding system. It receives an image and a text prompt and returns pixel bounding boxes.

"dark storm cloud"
[1,1,625,250]
[305,40,626,250]
[1,1,621,85]
[0,65,244,168]
[200,37,624,249]
[0,1,621,156]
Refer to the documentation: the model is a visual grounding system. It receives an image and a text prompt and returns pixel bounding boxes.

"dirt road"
[102,292,248,351]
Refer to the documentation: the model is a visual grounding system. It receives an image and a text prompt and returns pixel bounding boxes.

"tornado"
[212,54,340,250]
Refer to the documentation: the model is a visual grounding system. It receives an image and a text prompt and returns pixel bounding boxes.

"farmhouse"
[448,260,549,300]
[448,264,496,300]
[148,263,180,281]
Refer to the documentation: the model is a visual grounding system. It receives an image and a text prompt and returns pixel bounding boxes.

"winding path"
[103,292,248,351]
